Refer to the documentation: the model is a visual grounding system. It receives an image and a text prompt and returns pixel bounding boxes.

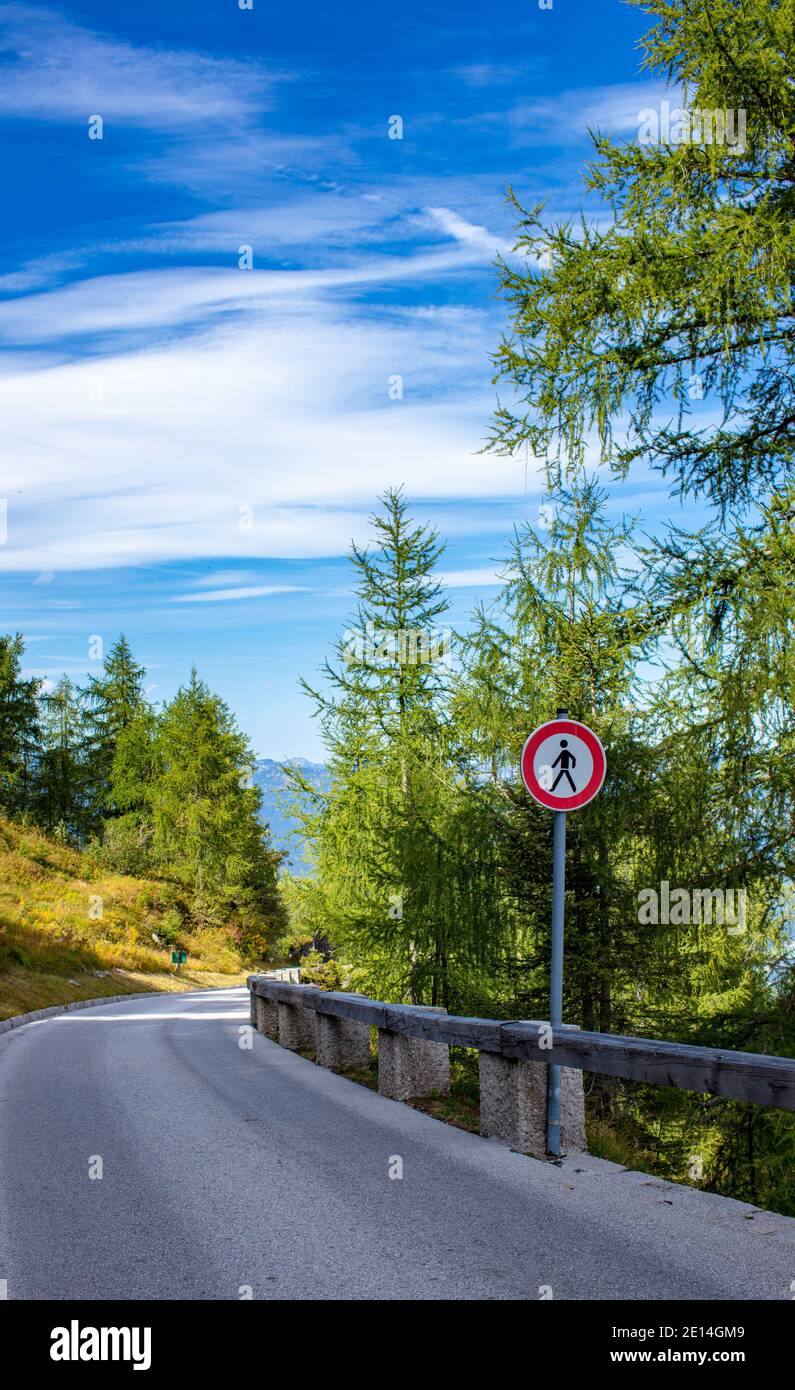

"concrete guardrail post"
[480,1022,586,1156]
[315,995,371,1071]
[244,978,795,1136]
[378,1006,451,1101]
[254,992,280,1041]
[278,985,317,1052]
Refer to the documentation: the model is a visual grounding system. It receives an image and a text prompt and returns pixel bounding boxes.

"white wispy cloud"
[0,250,87,295]
[425,208,514,259]
[506,81,677,146]
[130,195,398,256]
[0,189,518,300]
[172,585,304,603]
[190,569,261,588]
[136,130,350,195]
[439,567,504,589]
[0,10,572,582]
[0,237,503,346]
[0,295,536,572]
[451,62,535,89]
[0,4,281,127]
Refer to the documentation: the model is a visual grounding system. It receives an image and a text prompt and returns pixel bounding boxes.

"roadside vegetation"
[0,813,253,1020]
[0,635,285,1021]
[1,0,792,1219]
[281,0,795,1217]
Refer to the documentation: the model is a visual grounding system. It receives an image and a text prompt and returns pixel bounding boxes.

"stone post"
[254,991,280,1041]
[479,1023,586,1156]
[277,987,317,1052]
[315,998,371,1071]
[378,1006,450,1101]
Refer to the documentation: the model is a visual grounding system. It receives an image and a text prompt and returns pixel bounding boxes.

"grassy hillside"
[0,815,253,1021]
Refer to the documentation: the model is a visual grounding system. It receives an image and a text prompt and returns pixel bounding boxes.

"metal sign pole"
[547,704,569,1157]
[521,706,605,1158]
[547,806,567,1156]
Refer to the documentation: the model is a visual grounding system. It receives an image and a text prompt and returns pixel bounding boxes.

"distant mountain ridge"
[253,758,329,875]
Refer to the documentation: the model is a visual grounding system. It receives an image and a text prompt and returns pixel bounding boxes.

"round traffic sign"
[521,718,606,811]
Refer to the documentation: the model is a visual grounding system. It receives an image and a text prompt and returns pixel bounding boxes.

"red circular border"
[521,719,606,811]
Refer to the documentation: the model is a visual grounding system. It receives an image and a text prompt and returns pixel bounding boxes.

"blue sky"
[0,0,697,759]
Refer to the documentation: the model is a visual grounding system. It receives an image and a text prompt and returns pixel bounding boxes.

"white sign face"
[534,731,594,796]
[521,718,606,811]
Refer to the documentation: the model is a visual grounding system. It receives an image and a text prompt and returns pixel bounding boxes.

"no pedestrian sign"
[521,718,606,811]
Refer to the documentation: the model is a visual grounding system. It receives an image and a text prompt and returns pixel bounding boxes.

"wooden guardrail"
[247,974,795,1156]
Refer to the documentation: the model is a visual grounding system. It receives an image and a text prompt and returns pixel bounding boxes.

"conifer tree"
[151,669,281,927]
[476,0,794,1189]
[85,634,147,815]
[0,633,40,816]
[32,675,91,840]
[296,490,501,1005]
[454,482,656,1040]
[489,0,794,515]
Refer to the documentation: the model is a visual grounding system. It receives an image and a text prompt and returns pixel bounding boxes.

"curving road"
[0,987,793,1301]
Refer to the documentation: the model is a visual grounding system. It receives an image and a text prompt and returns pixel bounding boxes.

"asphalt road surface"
[1,987,793,1300]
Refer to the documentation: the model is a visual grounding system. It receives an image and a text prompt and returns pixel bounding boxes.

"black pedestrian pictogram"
[550,739,576,793]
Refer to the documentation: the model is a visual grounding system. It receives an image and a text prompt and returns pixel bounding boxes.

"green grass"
[339,1061,379,1091]
[403,1047,481,1132]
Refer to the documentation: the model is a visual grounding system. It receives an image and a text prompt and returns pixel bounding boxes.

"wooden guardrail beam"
[247,975,795,1111]
[500,1024,795,1110]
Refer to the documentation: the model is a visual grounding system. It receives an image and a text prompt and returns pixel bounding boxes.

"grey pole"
[547,707,568,1156]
